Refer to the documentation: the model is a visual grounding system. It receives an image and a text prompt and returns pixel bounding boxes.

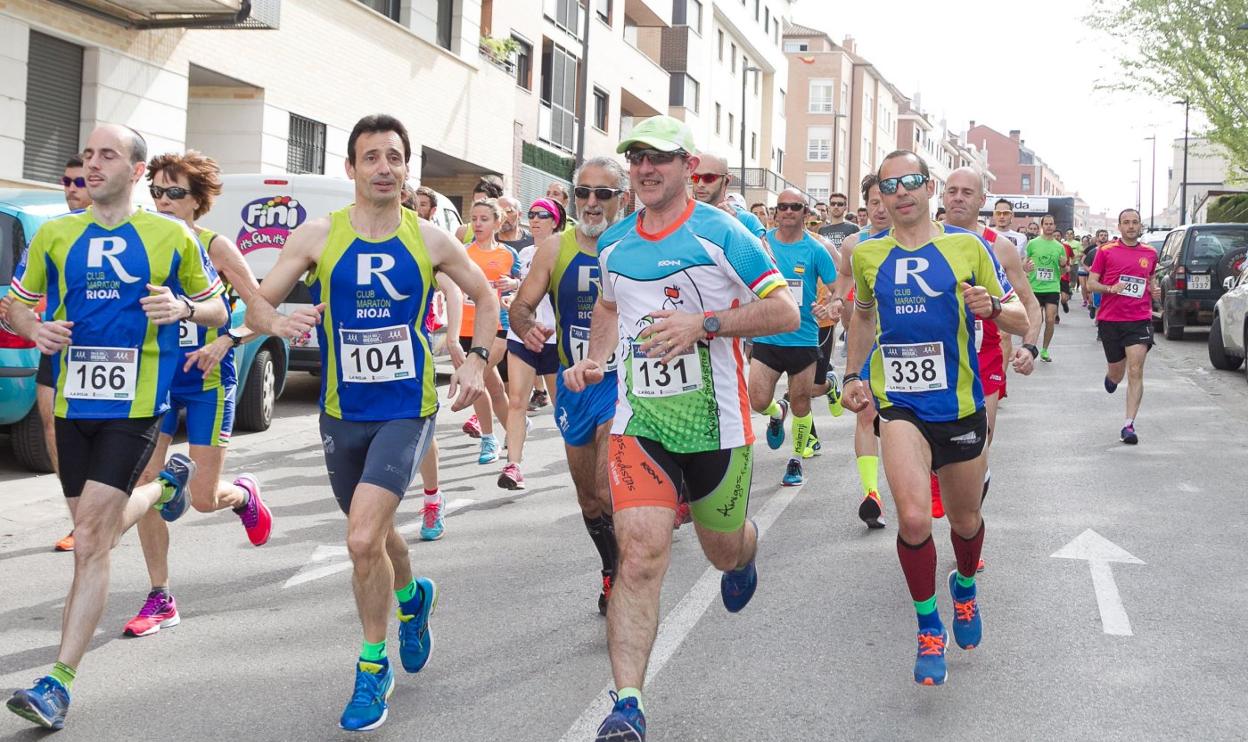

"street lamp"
[1174,99,1190,224]
[1144,134,1156,230]
[740,65,761,197]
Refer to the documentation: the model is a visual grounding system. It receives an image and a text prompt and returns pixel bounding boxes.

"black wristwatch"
[1022,343,1040,359]
[702,312,721,341]
[466,346,490,364]
[226,329,244,347]
[180,295,196,321]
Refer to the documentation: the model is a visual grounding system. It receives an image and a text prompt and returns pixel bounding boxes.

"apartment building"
[967,123,1066,198]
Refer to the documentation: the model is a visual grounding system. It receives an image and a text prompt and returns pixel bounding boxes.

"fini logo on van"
[237,195,307,254]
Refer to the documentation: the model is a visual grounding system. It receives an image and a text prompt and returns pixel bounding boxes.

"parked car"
[1152,223,1248,339]
[1208,258,1248,379]
[229,297,290,432]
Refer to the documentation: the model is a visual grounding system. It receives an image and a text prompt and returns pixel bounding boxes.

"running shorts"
[1035,292,1060,306]
[160,385,236,447]
[1098,320,1153,364]
[876,407,988,471]
[36,354,53,388]
[750,342,820,377]
[977,342,1007,399]
[554,369,617,447]
[1060,278,1071,294]
[506,339,559,376]
[319,413,436,513]
[607,434,753,533]
[55,417,161,498]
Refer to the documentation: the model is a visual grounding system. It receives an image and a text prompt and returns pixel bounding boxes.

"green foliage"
[480,35,520,61]
[1088,0,1248,180]
[1208,193,1248,222]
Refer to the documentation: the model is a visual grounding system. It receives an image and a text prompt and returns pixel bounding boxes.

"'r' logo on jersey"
[86,237,141,283]
[894,257,941,298]
[577,265,599,294]
[357,254,410,300]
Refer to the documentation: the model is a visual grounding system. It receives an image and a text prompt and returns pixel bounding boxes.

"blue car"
[0,190,288,472]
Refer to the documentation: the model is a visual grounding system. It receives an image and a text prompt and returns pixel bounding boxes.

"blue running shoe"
[398,577,438,673]
[914,628,948,686]
[764,399,788,450]
[6,676,70,730]
[948,570,982,649]
[478,435,500,465]
[156,453,196,523]
[781,458,803,487]
[1104,376,1118,394]
[1121,424,1138,445]
[721,527,758,614]
[339,659,394,732]
[594,691,646,742]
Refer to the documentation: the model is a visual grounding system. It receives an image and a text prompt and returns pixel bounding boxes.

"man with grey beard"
[509,156,626,616]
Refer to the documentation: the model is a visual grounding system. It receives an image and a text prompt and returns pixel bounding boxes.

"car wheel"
[236,348,275,432]
[1162,306,1184,340]
[1208,314,1244,370]
[12,404,53,473]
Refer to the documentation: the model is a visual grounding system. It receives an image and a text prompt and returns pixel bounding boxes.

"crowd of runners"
[1,112,1163,740]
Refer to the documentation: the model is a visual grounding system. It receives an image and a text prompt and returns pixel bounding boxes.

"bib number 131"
[630,344,702,398]
[340,325,416,383]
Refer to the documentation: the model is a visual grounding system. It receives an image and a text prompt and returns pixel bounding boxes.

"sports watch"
[702,312,720,341]
[466,346,490,363]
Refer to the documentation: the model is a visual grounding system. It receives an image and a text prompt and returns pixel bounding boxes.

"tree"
[1208,193,1248,222]
[1088,0,1248,181]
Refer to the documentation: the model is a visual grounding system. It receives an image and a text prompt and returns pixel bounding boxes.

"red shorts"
[977,341,1007,399]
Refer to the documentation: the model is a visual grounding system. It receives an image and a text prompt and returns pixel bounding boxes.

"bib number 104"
[340,325,416,383]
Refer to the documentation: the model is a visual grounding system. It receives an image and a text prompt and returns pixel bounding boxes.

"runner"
[834,174,892,529]
[243,114,496,731]
[124,150,274,638]
[749,188,838,486]
[1084,229,1110,319]
[810,191,859,421]
[990,198,1029,368]
[1059,232,1075,315]
[842,150,1024,686]
[565,115,797,741]
[750,201,771,229]
[412,185,437,221]
[817,192,858,248]
[1087,209,1161,444]
[1026,214,1068,362]
[3,124,225,729]
[690,152,767,238]
[856,206,869,227]
[510,156,629,614]
[498,197,565,489]
[454,177,503,244]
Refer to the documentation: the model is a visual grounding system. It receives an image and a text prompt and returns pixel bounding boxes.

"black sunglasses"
[574,186,625,201]
[528,209,554,220]
[61,176,86,188]
[878,173,929,195]
[775,203,806,212]
[623,149,687,166]
[828,201,847,208]
[150,185,191,200]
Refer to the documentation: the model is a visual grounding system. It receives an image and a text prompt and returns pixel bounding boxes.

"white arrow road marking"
[283,498,475,589]
[1051,529,1144,636]
[559,484,803,742]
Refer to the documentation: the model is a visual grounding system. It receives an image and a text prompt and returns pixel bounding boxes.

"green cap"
[616,115,697,155]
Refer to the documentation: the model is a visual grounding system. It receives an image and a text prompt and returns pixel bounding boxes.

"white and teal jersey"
[755,228,837,347]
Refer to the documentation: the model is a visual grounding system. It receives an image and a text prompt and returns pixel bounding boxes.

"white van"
[200,174,461,372]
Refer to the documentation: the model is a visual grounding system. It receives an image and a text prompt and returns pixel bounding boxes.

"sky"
[790,0,1209,218]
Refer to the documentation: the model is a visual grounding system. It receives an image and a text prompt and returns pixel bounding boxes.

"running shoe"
[529,388,549,410]
[53,532,74,552]
[155,453,196,523]
[914,628,949,686]
[462,414,482,439]
[233,474,272,546]
[672,500,691,530]
[765,398,789,450]
[1061,299,1069,313]
[6,676,69,730]
[1039,349,1052,363]
[420,494,444,541]
[802,435,821,459]
[1104,376,1118,394]
[858,491,886,529]
[781,458,803,487]
[827,370,844,417]
[594,691,645,742]
[1054,314,1061,325]
[498,462,525,490]
[1121,424,1138,445]
[397,577,437,673]
[478,435,500,464]
[339,659,394,732]
[721,547,758,613]
[598,573,613,616]
[948,570,982,649]
[123,590,180,637]
[977,558,986,573]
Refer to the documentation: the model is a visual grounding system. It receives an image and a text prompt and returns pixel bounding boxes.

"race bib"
[974,319,984,353]
[630,343,703,398]
[1119,275,1147,299]
[178,320,198,348]
[1036,267,1055,282]
[881,342,948,393]
[339,325,416,383]
[570,325,618,372]
[64,346,138,401]
[786,278,804,306]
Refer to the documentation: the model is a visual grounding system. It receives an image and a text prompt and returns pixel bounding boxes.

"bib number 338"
[340,325,416,383]
[881,342,948,393]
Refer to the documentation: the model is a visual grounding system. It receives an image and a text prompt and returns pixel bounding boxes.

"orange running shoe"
[53,532,74,552]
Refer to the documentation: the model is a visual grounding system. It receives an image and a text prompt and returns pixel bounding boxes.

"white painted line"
[559,484,803,742]
[1051,528,1144,637]
[1176,482,1201,494]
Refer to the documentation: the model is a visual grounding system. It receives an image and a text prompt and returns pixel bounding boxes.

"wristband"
[180,295,196,320]
[466,346,490,364]
[842,372,862,385]
[226,329,244,347]
[988,296,1002,319]
[1022,343,1039,359]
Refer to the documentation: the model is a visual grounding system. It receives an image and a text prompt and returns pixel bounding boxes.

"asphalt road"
[1,302,1246,741]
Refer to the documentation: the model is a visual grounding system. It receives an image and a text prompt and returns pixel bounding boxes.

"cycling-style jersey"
[1026,238,1065,293]
[170,229,236,393]
[461,241,518,336]
[755,228,837,347]
[308,207,438,421]
[599,199,786,452]
[851,223,1014,422]
[9,208,224,420]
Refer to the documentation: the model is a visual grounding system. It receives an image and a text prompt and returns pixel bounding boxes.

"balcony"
[55,0,278,28]
[733,167,811,200]
[624,0,671,27]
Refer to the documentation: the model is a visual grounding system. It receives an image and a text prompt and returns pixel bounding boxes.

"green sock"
[856,455,879,496]
[360,640,386,663]
[49,662,76,691]
[761,400,781,418]
[956,573,975,589]
[617,686,644,713]
[914,595,938,616]
[792,412,813,456]
[395,579,419,606]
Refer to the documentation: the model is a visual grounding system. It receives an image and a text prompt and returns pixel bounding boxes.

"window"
[514,36,533,89]
[731,43,737,73]
[595,0,611,24]
[806,174,831,203]
[753,0,760,20]
[673,0,701,33]
[728,113,735,144]
[357,0,399,22]
[866,94,873,122]
[776,148,784,172]
[779,89,786,116]
[841,82,849,111]
[808,79,834,113]
[593,87,609,131]
[22,31,83,183]
[287,114,326,174]
[685,74,701,113]
[751,132,757,159]
[753,71,759,96]
[541,41,580,151]
[669,73,700,113]
[715,103,722,134]
[436,0,453,49]
[807,127,832,161]
[783,41,808,52]
[546,0,581,38]
[689,0,702,33]
[718,30,724,60]
[1021,174,1032,192]
[764,6,770,32]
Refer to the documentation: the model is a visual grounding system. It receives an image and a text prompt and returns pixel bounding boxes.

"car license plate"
[1189,274,1211,291]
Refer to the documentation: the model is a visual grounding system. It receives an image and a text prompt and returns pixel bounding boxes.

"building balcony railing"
[734,167,811,200]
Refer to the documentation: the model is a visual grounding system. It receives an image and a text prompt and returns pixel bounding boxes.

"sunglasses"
[775,203,806,212]
[528,210,554,220]
[878,173,929,195]
[828,201,846,208]
[624,149,687,166]
[574,186,625,201]
[150,185,191,200]
[689,173,727,185]
[61,176,86,188]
